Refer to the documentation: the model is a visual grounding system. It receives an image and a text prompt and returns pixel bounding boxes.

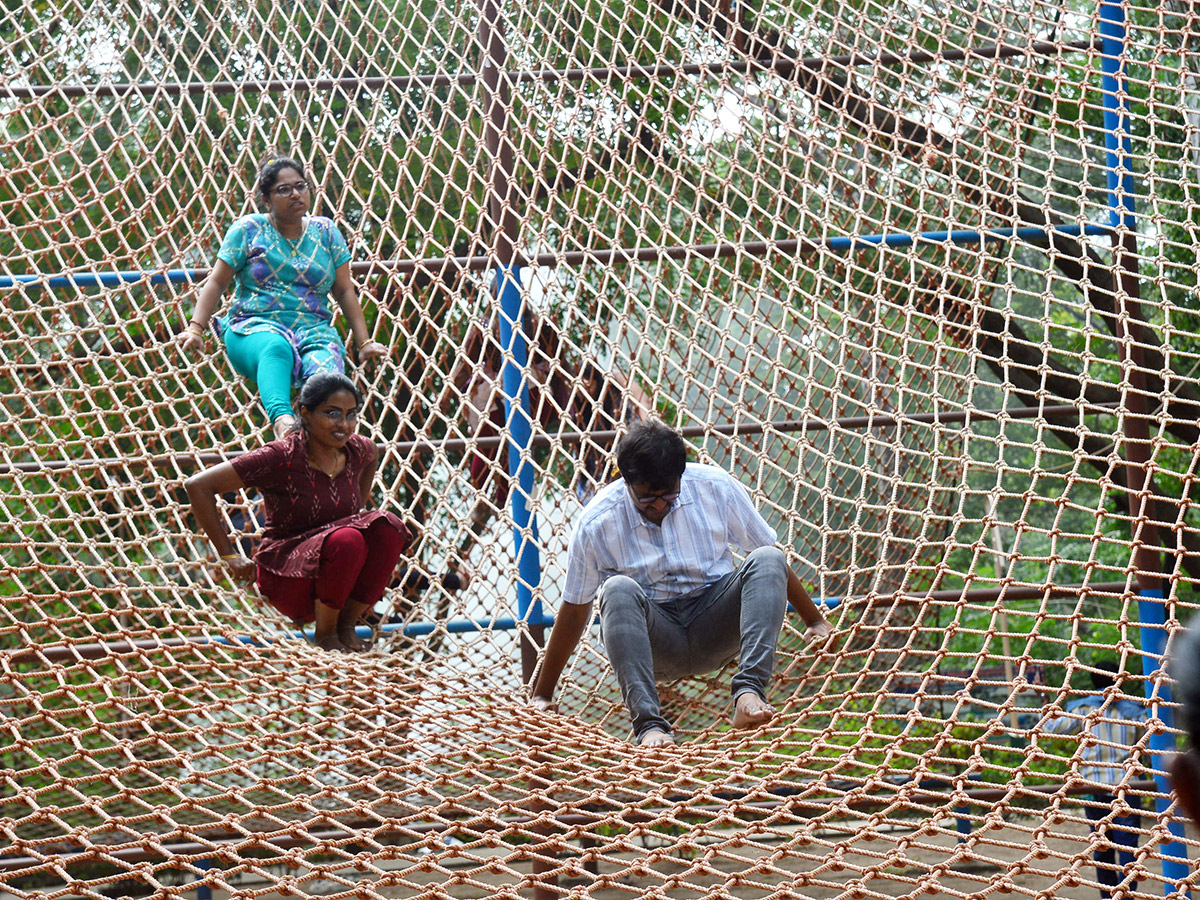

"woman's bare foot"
[637,728,675,747]
[731,693,776,729]
[272,415,297,441]
[337,626,366,652]
[314,632,344,652]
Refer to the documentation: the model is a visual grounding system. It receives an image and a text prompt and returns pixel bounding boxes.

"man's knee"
[598,575,646,614]
[747,545,787,577]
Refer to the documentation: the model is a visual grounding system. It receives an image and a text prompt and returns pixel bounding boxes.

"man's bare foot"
[314,632,344,652]
[272,415,297,441]
[731,693,776,729]
[337,627,366,652]
[637,728,675,747]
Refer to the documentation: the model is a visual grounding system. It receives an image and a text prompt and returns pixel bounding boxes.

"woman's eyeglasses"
[320,408,359,424]
[272,181,310,197]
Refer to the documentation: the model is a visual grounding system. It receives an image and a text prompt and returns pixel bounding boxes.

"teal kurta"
[214,213,353,382]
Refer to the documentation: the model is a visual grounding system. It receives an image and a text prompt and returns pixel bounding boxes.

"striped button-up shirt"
[561,463,777,606]
[1043,696,1148,787]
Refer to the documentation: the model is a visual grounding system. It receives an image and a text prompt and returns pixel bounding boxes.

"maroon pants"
[257,521,406,623]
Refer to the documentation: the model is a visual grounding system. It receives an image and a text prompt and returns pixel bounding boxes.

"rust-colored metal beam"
[0,401,1119,475]
[0,39,1100,100]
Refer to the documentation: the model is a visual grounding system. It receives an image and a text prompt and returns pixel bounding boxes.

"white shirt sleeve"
[560,520,602,606]
[723,473,777,552]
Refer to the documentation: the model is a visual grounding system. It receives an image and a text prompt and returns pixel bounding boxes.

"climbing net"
[3,0,1200,897]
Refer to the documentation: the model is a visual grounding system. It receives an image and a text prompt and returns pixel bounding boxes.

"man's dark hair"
[615,419,688,489]
[1171,620,1200,749]
[1089,659,1119,692]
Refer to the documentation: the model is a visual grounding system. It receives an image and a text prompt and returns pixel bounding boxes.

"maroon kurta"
[231,431,410,578]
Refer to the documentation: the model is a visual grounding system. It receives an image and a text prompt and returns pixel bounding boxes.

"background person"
[530,419,831,746]
[1041,661,1148,899]
[185,373,409,651]
[177,154,385,439]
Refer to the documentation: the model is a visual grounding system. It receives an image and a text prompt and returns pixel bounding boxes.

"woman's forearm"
[189,281,222,327]
[182,475,241,561]
[358,460,377,509]
[188,261,234,328]
[335,287,371,346]
[185,480,237,557]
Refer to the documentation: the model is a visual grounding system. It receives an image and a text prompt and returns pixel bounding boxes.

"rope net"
[2,0,1198,897]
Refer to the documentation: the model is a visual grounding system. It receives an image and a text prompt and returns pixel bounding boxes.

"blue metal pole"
[1136,588,1191,891]
[1100,3,1137,232]
[0,226,1114,291]
[0,268,199,289]
[495,264,544,662]
[1100,1,1190,891]
[194,859,212,900]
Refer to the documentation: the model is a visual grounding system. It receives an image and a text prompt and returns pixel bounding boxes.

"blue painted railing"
[0,224,1111,290]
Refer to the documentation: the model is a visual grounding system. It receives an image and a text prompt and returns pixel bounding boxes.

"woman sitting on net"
[177,153,385,440]
[185,373,409,652]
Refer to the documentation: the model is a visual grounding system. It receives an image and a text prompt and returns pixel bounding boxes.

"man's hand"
[804,618,832,644]
[529,600,593,709]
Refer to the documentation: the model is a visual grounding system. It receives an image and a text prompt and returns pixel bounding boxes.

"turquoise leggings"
[224,330,297,423]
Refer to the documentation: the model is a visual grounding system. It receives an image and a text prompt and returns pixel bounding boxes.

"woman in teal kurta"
[178,155,385,438]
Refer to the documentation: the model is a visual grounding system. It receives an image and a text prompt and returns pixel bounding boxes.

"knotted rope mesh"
[2,0,1199,897]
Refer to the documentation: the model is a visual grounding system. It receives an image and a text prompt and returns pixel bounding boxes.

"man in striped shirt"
[530,419,831,746]
[1042,662,1148,899]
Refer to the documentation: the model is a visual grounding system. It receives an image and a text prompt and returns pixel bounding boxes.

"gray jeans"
[597,545,788,741]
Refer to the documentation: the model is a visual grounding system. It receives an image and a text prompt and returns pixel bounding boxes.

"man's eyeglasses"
[628,486,681,507]
[273,181,310,197]
[320,408,359,424]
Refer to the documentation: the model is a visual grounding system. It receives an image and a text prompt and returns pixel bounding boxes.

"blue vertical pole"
[496,265,543,652]
[1100,2,1190,891]
[955,772,982,842]
[479,0,546,690]
[1100,2,1136,233]
[195,859,212,900]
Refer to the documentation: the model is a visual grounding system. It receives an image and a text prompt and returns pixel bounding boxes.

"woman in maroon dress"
[185,372,410,651]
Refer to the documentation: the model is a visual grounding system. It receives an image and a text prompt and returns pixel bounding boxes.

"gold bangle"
[220,553,241,561]
[186,322,205,334]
